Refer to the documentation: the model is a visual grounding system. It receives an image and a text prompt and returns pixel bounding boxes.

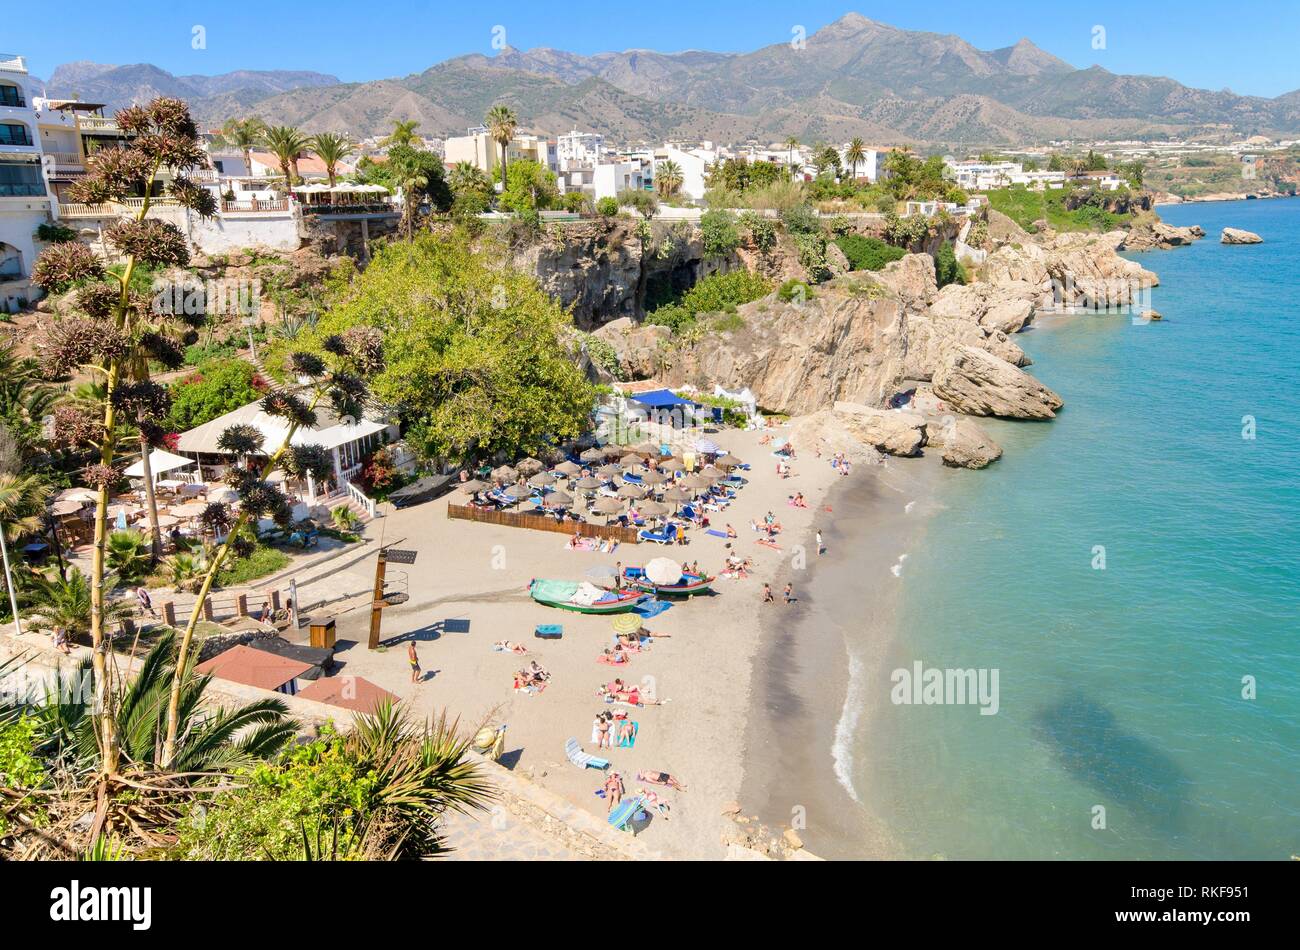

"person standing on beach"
[762,583,775,604]
[408,641,422,683]
[816,530,824,556]
[783,583,795,605]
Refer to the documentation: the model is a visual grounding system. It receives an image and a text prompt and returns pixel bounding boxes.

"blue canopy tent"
[627,389,705,430]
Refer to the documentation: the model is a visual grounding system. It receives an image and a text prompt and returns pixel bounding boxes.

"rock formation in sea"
[1221,227,1264,244]
[1121,222,1205,251]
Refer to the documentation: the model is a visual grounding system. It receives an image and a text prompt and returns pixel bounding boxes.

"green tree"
[656,159,683,198]
[166,361,261,432]
[699,209,740,256]
[309,132,355,187]
[382,120,421,149]
[263,125,310,187]
[845,138,866,181]
[485,104,518,192]
[496,159,559,212]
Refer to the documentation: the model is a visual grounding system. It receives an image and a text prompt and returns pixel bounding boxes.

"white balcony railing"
[77,115,120,133]
[58,203,120,218]
[0,54,25,74]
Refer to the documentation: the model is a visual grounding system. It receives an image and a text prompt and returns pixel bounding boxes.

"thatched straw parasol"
[575,476,603,490]
[516,457,545,477]
[580,447,604,462]
[617,483,647,500]
[592,496,625,515]
[641,469,669,485]
[555,460,582,476]
[715,453,743,468]
[528,472,557,488]
[491,465,517,483]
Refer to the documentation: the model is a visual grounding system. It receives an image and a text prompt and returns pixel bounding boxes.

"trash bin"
[309,618,336,649]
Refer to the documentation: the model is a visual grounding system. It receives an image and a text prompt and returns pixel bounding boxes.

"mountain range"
[38,14,1300,147]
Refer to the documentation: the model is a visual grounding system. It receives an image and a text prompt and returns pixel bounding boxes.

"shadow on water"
[1032,689,1191,834]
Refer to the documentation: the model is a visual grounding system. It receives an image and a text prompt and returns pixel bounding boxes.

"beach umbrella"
[601,445,625,460]
[547,491,574,508]
[528,472,557,488]
[645,556,683,586]
[715,453,743,468]
[592,498,625,520]
[555,460,581,476]
[596,464,622,479]
[574,476,603,491]
[695,437,719,455]
[641,469,668,485]
[700,465,725,480]
[633,442,660,456]
[617,483,646,500]
[517,457,545,477]
[503,484,532,503]
[661,486,691,503]
[459,478,488,493]
[681,474,711,491]
[580,447,604,462]
[619,453,642,467]
[611,613,642,635]
[639,500,670,517]
[491,465,517,483]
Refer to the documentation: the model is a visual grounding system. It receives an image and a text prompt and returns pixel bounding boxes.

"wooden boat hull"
[529,581,646,614]
[623,571,714,597]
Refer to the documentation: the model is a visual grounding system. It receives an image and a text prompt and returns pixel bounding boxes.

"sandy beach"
[310,424,849,858]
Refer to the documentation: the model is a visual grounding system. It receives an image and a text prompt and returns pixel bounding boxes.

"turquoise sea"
[861,198,1300,859]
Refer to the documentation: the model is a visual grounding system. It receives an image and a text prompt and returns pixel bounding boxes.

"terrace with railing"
[0,54,26,74]
[221,197,289,213]
[77,115,120,133]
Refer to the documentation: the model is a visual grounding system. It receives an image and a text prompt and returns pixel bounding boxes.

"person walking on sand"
[408,641,422,683]
[816,530,824,556]
[762,583,775,604]
[784,583,796,605]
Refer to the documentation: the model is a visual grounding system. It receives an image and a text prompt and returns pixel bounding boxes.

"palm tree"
[655,159,683,198]
[382,120,420,149]
[449,161,490,197]
[0,471,50,625]
[484,104,518,193]
[214,117,268,178]
[309,133,355,187]
[784,136,800,175]
[846,138,866,182]
[262,126,310,190]
[394,165,428,240]
[22,567,131,641]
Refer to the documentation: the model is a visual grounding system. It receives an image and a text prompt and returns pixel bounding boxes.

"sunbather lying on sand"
[493,640,528,654]
[637,769,687,791]
[603,771,624,812]
[598,648,629,666]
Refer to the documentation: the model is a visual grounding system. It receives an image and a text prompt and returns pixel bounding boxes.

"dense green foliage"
[355,144,452,212]
[699,209,741,257]
[646,270,772,333]
[934,242,966,289]
[778,279,813,303]
[834,234,906,271]
[277,234,596,463]
[984,184,1135,233]
[165,361,261,433]
[496,159,560,212]
[596,196,619,216]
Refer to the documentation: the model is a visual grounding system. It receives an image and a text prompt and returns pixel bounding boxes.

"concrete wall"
[152,204,302,254]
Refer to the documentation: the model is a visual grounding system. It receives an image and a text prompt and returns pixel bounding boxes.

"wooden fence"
[447,503,641,543]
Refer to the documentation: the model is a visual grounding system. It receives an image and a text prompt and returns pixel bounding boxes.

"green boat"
[529,579,647,614]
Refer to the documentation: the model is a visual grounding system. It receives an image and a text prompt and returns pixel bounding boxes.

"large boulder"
[932,345,1064,419]
[1221,228,1263,245]
[833,401,927,457]
[1121,222,1204,251]
[592,318,672,380]
[937,417,1003,469]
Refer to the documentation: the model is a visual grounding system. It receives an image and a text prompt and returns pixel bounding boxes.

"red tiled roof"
[195,644,312,691]
[297,675,400,713]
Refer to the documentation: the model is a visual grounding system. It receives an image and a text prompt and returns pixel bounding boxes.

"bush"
[780,204,821,236]
[699,209,740,257]
[596,196,619,217]
[835,234,906,271]
[215,543,291,587]
[107,530,153,582]
[778,279,814,303]
[934,242,966,288]
[795,233,831,283]
[166,360,263,432]
[35,223,78,243]
[645,270,772,334]
[739,212,777,253]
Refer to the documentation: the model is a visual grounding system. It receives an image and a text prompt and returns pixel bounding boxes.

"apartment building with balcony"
[444,127,559,180]
[0,53,53,313]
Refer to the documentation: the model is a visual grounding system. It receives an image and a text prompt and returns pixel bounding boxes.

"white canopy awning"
[176,399,392,455]
[124,448,196,478]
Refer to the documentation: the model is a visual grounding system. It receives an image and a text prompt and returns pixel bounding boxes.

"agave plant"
[330,504,358,531]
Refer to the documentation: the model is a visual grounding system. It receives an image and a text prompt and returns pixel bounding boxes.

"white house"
[838,145,881,182]
[593,160,651,201]
[0,53,52,313]
[445,129,558,179]
[556,129,604,167]
[655,145,710,201]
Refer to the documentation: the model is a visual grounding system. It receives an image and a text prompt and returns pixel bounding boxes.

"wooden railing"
[448,503,641,542]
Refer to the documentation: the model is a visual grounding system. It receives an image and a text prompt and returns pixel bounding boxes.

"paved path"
[437,807,579,861]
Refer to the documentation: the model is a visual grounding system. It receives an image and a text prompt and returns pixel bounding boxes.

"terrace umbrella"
[491,465,517,483]
[49,500,85,517]
[617,484,647,500]
[580,447,605,463]
[715,453,743,469]
[517,457,545,477]
[208,486,239,503]
[547,491,574,508]
[55,488,99,504]
[155,515,180,528]
[575,476,603,491]
[170,501,208,518]
[619,453,642,468]
[528,472,557,488]
[555,461,582,477]
[641,470,669,486]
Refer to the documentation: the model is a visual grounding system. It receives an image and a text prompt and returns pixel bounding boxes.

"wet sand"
[739,453,947,859]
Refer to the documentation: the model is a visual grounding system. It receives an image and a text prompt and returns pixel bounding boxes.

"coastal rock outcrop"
[832,401,927,457]
[982,232,1158,310]
[932,345,1064,419]
[933,417,1004,469]
[591,318,672,379]
[1221,227,1263,245]
[1121,222,1205,251]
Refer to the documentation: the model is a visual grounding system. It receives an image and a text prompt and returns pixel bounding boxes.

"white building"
[947,159,1066,192]
[0,53,52,313]
[593,160,651,201]
[556,129,604,167]
[445,129,558,179]
[655,145,711,202]
[837,146,881,182]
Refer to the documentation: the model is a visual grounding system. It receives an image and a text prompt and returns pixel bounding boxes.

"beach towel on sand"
[634,600,672,619]
[616,721,639,748]
[706,529,729,538]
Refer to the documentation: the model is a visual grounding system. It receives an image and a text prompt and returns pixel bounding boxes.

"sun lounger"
[565,737,609,770]
[608,794,646,831]
[638,525,675,545]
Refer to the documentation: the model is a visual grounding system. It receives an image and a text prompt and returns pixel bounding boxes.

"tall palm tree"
[485,105,518,193]
[655,159,683,198]
[784,136,800,175]
[214,117,268,177]
[262,126,310,189]
[310,132,355,187]
[845,138,866,182]
[382,120,420,149]
[394,166,428,240]
[0,471,49,625]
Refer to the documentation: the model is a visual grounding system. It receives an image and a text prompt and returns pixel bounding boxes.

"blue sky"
[11,1,1300,98]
